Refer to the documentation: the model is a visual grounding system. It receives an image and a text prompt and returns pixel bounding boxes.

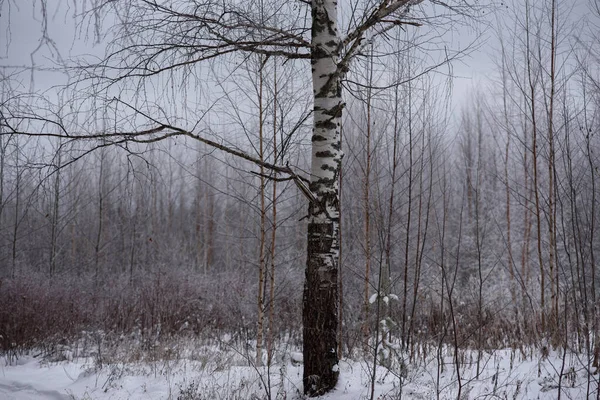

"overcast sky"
[0,0,591,122]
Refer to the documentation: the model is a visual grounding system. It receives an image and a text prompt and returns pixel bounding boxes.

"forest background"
[1,0,600,397]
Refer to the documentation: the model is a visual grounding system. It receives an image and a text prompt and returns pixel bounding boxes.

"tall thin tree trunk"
[267,58,278,365]
[362,44,373,344]
[195,146,204,272]
[585,103,599,369]
[408,114,434,355]
[504,95,517,312]
[11,140,20,278]
[0,82,5,238]
[525,0,545,331]
[127,172,136,284]
[0,136,4,242]
[256,56,267,367]
[70,174,78,273]
[408,132,425,357]
[521,90,533,322]
[49,144,62,276]
[94,150,105,282]
[204,161,214,270]
[475,115,484,378]
[500,41,517,313]
[385,49,402,346]
[543,0,558,332]
[338,119,344,359]
[402,67,413,348]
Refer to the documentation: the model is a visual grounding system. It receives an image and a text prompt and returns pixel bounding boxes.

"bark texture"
[303,0,343,395]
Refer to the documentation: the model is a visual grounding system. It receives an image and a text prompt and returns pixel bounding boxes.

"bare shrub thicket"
[0,266,303,356]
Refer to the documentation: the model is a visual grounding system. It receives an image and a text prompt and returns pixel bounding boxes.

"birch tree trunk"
[303,0,343,395]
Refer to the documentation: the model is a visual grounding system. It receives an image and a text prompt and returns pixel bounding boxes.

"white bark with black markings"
[303,0,343,396]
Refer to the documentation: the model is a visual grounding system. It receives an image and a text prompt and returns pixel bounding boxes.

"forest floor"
[0,337,595,399]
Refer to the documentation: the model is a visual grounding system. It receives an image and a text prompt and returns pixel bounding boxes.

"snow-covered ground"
[0,344,595,399]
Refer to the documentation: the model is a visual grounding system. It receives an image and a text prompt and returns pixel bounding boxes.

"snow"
[0,346,594,399]
[369,293,378,304]
[221,333,231,343]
